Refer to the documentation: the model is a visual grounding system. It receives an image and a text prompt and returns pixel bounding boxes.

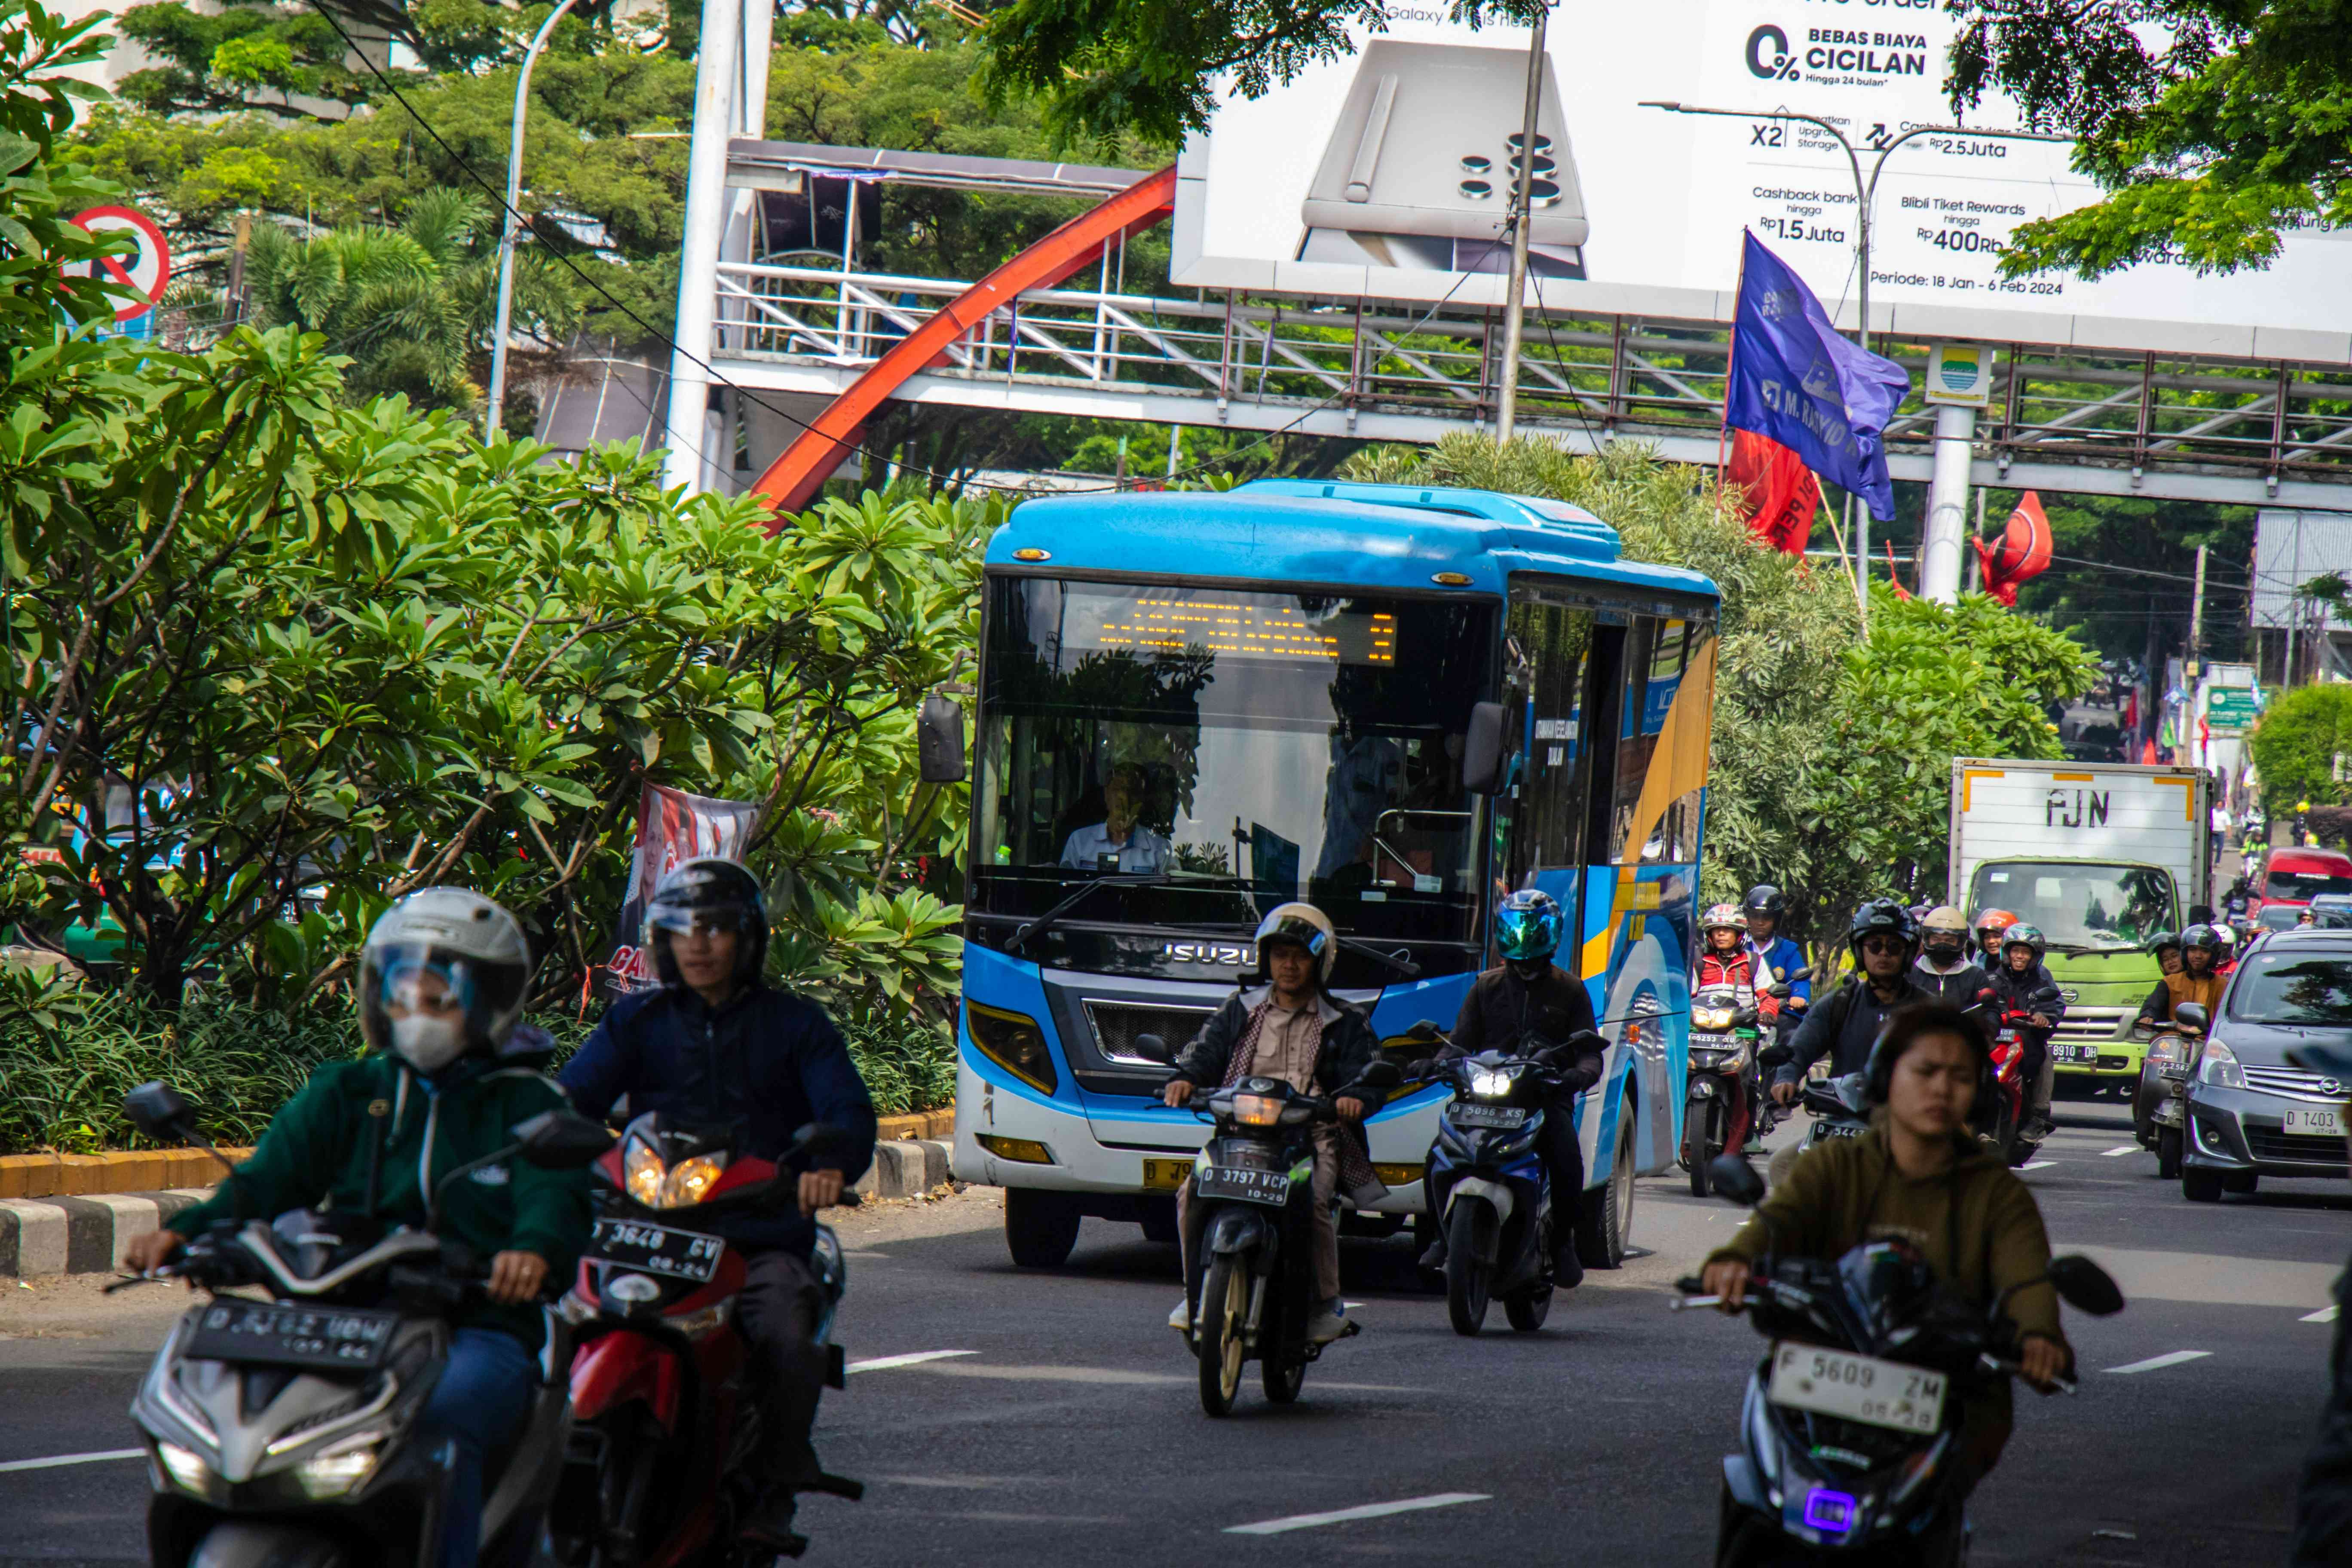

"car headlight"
[155,1440,214,1497]
[967,1001,1058,1095]
[1695,1008,1736,1031]
[293,1433,384,1499]
[2197,1038,2245,1090]
[1469,1066,1519,1099]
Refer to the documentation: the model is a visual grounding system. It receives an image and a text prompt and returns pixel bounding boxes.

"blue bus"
[948,480,1721,1272]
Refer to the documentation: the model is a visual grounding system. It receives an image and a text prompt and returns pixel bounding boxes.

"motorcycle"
[1762,1054,1871,1191]
[2132,1002,2208,1179]
[1135,1033,1399,1415]
[1674,1155,2125,1565]
[1685,983,1765,1197]
[116,1082,613,1568]
[1404,1019,1572,1335]
[1981,1010,2042,1169]
[548,1115,865,1567]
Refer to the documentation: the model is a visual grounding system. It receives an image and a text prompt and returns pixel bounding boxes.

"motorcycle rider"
[1693,903,1770,1159]
[2136,922,2228,1028]
[124,891,592,1568]
[1985,923,2067,1140]
[1161,902,1389,1343]
[1972,908,2019,970]
[1914,905,1993,1010]
[2286,1038,2352,1566]
[1700,1003,2073,1504]
[1412,888,1602,1285]
[2150,929,2184,977]
[1771,898,1935,1106]
[1742,884,1810,1018]
[558,858,879,1555]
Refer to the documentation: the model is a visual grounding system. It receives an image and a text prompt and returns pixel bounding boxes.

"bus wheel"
[1004,1188,1081,1268]
[1576,1117,1635,1271]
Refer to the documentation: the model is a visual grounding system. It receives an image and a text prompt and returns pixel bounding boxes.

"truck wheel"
[2156,1125,2184,1180]
[2182,1164,2224,1203]
[1004,1188,1081,1268]
[1577,1116,1635,1271]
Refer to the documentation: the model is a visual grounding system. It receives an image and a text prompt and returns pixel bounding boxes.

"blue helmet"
[1495,889,1565,963]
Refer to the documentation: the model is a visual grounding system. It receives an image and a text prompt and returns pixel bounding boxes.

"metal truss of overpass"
[708,254,2352,510]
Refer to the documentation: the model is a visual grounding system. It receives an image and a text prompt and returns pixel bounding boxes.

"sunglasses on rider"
[1859,935,1908,956]
[648,906,752,938]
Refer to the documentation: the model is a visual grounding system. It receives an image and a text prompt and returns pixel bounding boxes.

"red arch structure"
[748,164,1178,524]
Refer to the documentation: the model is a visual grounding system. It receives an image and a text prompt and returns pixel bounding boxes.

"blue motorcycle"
[1408,1021,1573,1335]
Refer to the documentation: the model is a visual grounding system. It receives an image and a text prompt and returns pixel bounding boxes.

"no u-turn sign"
[64,205,172,322]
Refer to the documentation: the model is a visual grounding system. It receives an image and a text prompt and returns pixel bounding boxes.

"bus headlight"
[967,1002,1058,1095]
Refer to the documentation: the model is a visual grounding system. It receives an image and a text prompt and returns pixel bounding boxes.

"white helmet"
[358,888,532,1074]
[1254,902,1337,984]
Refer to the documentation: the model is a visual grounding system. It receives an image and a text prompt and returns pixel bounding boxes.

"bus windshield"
[1969,861,2176,954]
[973,576,1497,955]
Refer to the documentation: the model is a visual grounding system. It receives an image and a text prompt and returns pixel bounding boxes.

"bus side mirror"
[1462,701,1507,795]
[917,692,966,784]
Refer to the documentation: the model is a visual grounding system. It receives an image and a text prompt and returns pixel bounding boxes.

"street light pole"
[1493,2,1550,445]
[484,0,583,440]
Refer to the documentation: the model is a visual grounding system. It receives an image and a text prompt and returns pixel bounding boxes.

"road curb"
[0,1149,253,1200]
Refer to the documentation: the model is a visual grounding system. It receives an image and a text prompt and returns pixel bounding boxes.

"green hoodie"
[168,1049,593,1351]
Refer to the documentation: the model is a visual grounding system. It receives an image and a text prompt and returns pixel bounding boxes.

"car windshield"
[972,576,1496,951]
[1968,861,2175,953]
[2265,867,2352,900]
[2228,950,2352,1025]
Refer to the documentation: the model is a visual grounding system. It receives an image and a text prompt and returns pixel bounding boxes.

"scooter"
[1673,1155,2125,1565]
[548,1116,864,1566]
[1685,982,1764,1197]
[1135,1033,1399,1415]
[2132,1002,2208,1179]
[1762,1051,1871,1191]
[1406,1019,1574,1335]
[1982,1011,2042,1169]
[116,1082,613,1568]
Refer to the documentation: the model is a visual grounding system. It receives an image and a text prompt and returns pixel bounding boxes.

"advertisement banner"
[596,782,765,999]
[1172,5,2352,360]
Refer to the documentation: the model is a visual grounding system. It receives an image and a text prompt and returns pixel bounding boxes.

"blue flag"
[1725,232,1909,521]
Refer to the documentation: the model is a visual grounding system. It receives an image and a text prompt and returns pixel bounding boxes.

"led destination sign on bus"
[1089,597,1397,666]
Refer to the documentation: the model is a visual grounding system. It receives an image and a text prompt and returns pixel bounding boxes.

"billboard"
[1170,3,2352,362]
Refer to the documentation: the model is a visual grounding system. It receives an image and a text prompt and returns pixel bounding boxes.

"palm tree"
[243,190,581,416]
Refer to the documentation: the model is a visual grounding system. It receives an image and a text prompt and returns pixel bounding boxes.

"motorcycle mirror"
[1707,1155,1767,1207]
[1406,1019,1442,1041]
[916,692,966,784]
[2173,1002,2209,1034]
[1785,965,1813,981]
[1360,1060,1403,1089]
[511,1110,616,1170]
[1130,1032,1172,1065]
[2046,1255,2125,1317]
[1461,701,1507,796]
[123,1081,196,1141]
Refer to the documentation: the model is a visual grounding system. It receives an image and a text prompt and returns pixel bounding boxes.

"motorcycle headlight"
[625,1138,668,1206]
[663,1155,727,1207]
[2196,1038,2245,1090]
[155,1440,214,1497]
[1469,1067,1519,1099]
[2147,1035,2187,1066]
[1232,1093,1283,1127]
[1720,1042,1752,1073]
[292,1433,383,1500]
[1695,1008,1736,1031]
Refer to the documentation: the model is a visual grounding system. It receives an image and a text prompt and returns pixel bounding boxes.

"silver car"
[2180,928,2352,1201]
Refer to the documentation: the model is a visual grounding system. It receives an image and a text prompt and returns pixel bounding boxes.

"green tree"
[1946,0,2352,279]
[2002,490,2254,668]
[2247,684,2352,819]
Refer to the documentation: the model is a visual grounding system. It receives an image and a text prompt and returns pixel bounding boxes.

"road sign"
[2207,687,2259,735]
[66,205,172,322]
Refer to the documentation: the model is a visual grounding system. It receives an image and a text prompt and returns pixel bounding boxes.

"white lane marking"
[1227,1493,1491,1535]
[2102,1146,2140,1157]
[0,1449,145,1475]
[845,1350,977,1374]
[2021,1161,2059,1170]
[2305,1306,2341,1323]
[2105,1350,2212,1375]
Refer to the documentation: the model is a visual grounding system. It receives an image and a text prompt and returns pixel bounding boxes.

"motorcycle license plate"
[1449,1103,1528,1130]
[591,1218,725,1282]
[2284,1106,2346,1136]
[1767,1344,1946,1436]
[1194,1164,1292,1207]
[183,1298,401,1372]
[1812,1122,1862,1142]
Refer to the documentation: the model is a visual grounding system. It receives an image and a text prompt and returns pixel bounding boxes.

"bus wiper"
[1010,875,1168,956]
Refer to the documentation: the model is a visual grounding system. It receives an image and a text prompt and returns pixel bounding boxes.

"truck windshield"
[973,576,1496,951]
[1969,861,2175,954]
[2228,951,2352,1026]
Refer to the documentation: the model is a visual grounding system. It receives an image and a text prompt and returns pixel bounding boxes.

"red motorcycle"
[548,1116,860,1568]
[1981,1011,2042,1169]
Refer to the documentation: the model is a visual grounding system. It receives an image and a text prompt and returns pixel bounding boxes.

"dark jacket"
[168,1049,593,1351]
[559,982,879,1257]
[2292,1265,2352,1566]
[1778,974,1935,1089]
[1169,985,1386,1108]
[1984,963,2067,1029]
[1453,964,1604,1093]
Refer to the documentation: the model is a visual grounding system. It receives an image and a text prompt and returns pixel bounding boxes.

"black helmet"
[645,858,769,989]
[1848,897,1920,963]
[2181,922,2223,959]
[1743,884,1786,922]
[2147,929,2181,956]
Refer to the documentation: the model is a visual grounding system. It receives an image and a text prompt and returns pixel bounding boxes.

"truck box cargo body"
[1949,759,2212,1087]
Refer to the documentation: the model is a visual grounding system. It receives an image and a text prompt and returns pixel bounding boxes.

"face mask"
[390,1013,467,1074]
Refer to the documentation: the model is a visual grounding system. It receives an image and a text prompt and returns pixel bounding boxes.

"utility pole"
[1492,2,1549,445]
[485,0,584,440]
[2188,544,2207,767]
[662,0,745,492]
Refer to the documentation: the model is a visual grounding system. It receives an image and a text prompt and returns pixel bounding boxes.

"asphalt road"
[2,1096,2339,1567]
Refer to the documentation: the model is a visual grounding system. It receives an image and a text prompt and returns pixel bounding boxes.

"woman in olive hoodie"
[126,891,591,1568]
[1699,1004,2071,1500]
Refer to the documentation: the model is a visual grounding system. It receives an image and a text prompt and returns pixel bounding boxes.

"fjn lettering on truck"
[2045,789,2111,830]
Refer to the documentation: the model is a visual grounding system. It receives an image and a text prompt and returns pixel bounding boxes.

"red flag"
[1723,429,1821,554]
[1970,492,2054,605]
[1885,541,1912,600]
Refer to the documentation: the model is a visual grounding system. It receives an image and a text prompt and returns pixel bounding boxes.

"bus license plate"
[1141,1158,1192,1191]
[1194,1164,1292,1207]
[1449,1103,1528,1130]
[591,1219,725,1282]
[2284,1106,2345,1136]
[1768,1344,1946,1435]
